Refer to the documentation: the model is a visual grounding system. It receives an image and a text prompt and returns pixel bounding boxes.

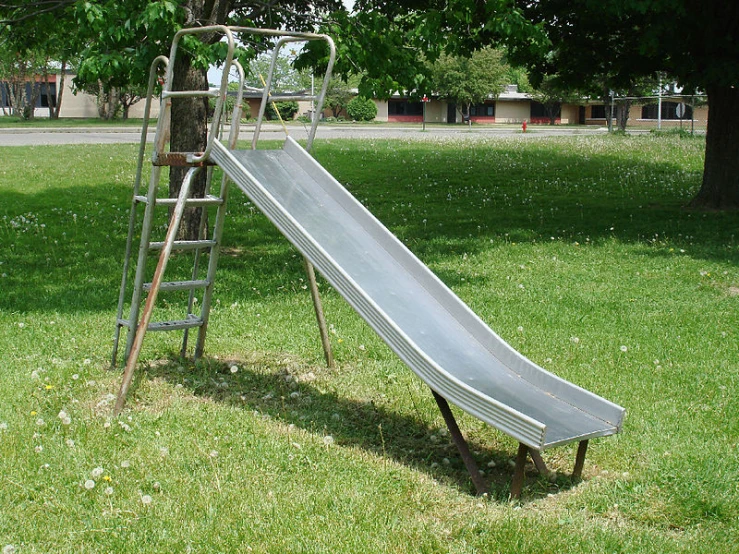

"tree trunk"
[50,61,66,119]
[616,100,631,132]
[169,52,210,239]
[689,86,739,210]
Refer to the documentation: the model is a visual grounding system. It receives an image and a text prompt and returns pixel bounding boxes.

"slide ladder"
[112,27,337,378]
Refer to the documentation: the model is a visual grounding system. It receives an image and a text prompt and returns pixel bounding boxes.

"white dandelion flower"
[84,479,96,490]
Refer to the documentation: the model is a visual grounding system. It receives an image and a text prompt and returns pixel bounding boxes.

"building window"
[388,99,423,116]
[530,101,560,119]
[469,103,495,117]
[590,105,607,119]
[641,101,692,120]
[0,83,9,108]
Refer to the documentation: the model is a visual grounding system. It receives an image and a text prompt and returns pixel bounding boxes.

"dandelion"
[620,345,628,353]
[34,445,43,453]
[66,439,75,448]
[91,467,104,479]
[141,494,153,505]
[104,486,114,496]
[36,418,45,427]
[3,545,16,554]
[120,460,131,469]
[58,410,71,425]
[517,326,524,332]
[84,479,95,490]
[570,337,580,344]
[229,365,239,374]
[323,435,335,446]
[209,450,218,458]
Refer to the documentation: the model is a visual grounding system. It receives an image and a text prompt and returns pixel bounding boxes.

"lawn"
[0,133,737,553]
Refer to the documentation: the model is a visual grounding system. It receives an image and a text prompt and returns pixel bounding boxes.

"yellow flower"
[45,384,53,390]
[103,475,112,482]
[30,411,37,416]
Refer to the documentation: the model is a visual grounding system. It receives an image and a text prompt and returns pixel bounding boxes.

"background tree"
[529,74,581,126]
[430,47,509,123]
[323,76,359,119]
[0,1,77,119]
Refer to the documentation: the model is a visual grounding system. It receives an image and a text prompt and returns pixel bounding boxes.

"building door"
[447,103,457,124]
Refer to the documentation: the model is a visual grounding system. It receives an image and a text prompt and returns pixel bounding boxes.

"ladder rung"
[134,195,224,207]
[147,317,204,332]
[269,94,318,102]
[117,316,204,331]
[163,90,220,99]
[143,279,209,292]
[149,240,217,251]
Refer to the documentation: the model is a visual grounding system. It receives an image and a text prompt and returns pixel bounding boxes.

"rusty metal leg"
[510,442,529,499]
[528,448,550,477]
[572,439,589,480]
[431,390,487,496]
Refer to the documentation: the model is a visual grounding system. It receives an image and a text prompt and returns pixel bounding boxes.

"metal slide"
[210,137,626,452]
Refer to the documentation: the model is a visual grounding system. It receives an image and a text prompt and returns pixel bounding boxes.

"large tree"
[72,0,341,237]
[513,0,739,209]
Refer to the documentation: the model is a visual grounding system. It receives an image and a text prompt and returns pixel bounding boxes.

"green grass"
[0,117,147,128]
[1,133,738,553]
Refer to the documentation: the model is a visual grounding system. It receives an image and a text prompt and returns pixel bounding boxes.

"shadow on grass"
[2,137,736,315]
[139,354,582,502]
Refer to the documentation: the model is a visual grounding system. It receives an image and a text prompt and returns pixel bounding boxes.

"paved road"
[0,123,610,147]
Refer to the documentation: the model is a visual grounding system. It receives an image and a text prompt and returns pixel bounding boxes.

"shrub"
[266,101,299,121]
[346,96,377,122]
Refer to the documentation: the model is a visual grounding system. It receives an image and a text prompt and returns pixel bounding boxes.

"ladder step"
[117,316,204,332]
[149,239,217,251]
[134,195,224,207]
[143,279,209,292]
[147,317,204,332]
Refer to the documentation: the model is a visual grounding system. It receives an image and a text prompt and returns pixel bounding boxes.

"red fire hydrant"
[522,119,527,133]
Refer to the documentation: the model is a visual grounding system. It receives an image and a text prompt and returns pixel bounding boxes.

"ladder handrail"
[251,33,336,152]
[112,54,169,367]
[151,25,336,160]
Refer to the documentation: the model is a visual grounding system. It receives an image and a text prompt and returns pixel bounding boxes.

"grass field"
[1,133,737,553]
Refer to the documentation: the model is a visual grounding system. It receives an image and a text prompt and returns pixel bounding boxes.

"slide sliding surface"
[210,138,625,451]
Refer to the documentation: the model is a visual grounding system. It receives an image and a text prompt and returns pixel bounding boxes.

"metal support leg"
[510,442,529,499]
[304,258,334,369]
[528,448,550,477]
[572,439,589,480]
[431,390,487,496]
